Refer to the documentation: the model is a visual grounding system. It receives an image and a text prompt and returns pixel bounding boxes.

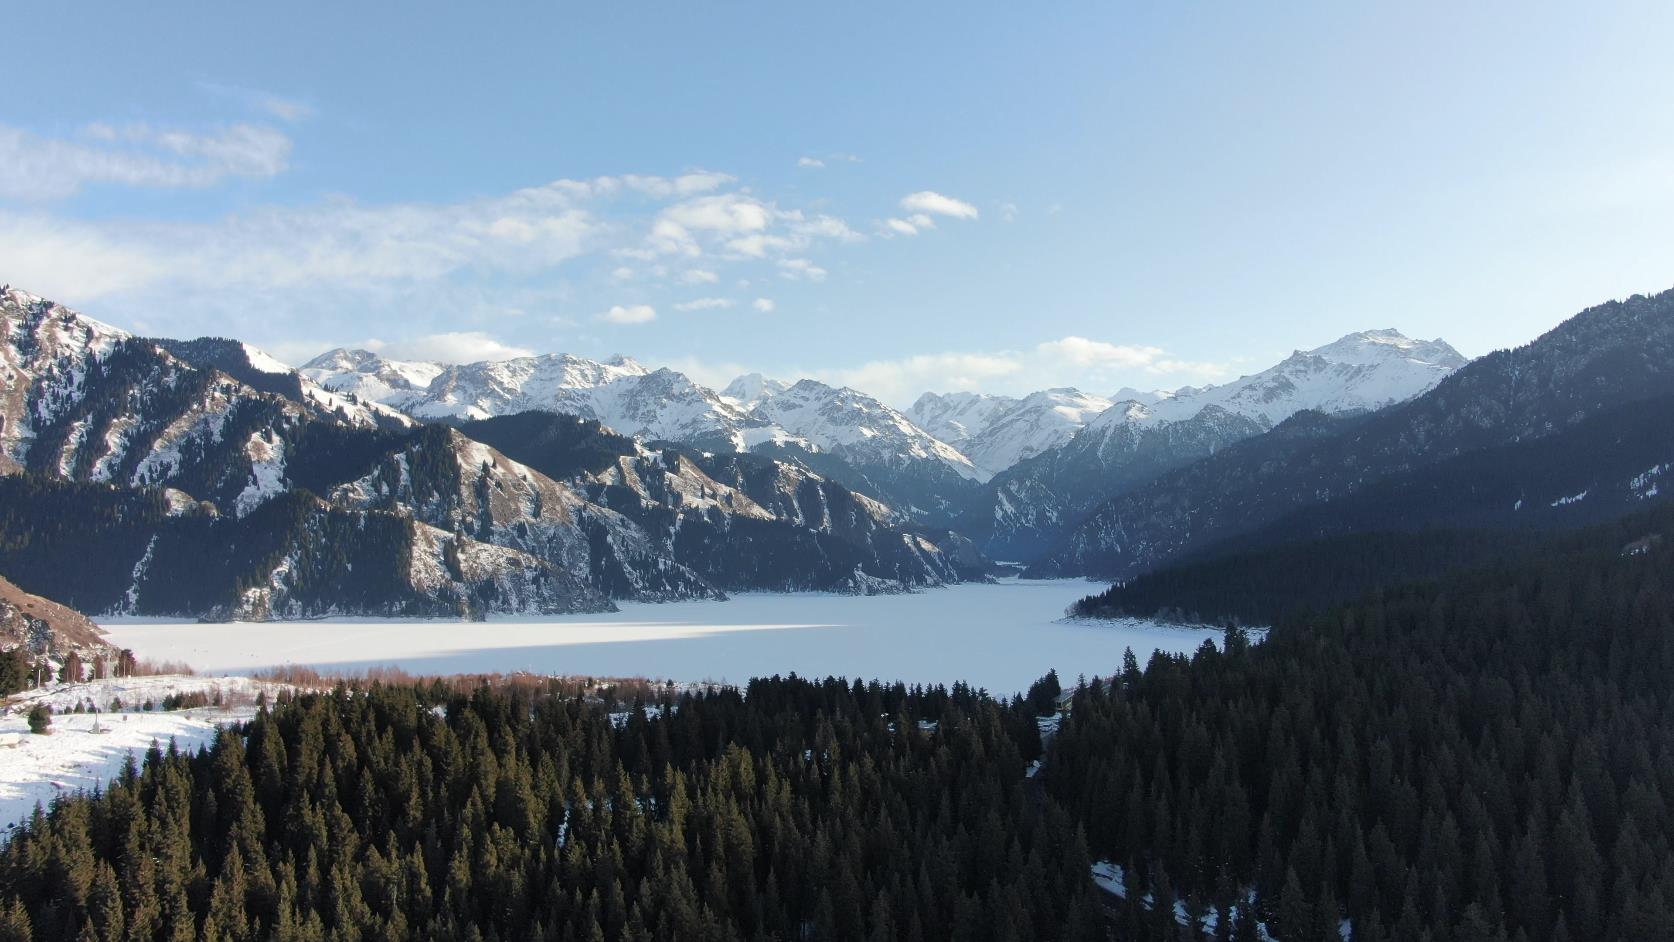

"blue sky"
[6,1,1674,403]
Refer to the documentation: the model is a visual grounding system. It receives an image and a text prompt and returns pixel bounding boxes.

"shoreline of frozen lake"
[101,579,1222,695]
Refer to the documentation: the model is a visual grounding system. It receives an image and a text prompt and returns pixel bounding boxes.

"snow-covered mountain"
[964,328,1467,559]
[307,350,984,519]
[299,347,446,411]
[721,372,791,410]
[0,287,975,619]
[1033,292,1674,579]
[909,388,1114,479]
[905,392,1018,448]
[305,349,798,452]
[747,379,981,481]
[1121,329,1465,429]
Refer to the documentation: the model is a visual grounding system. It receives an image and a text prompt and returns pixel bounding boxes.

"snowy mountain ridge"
[909,388,1115,479]
[1088,328,1466,434]
[958,328,1468,560]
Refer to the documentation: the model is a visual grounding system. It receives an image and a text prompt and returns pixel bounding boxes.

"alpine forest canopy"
[1047,504,1674,941]
[0,675,1107,942]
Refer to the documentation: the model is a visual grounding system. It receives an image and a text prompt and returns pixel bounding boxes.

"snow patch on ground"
[1631,463,1666,499]
[0,676,291,831]
[240,343,294,375]
[235,432,287,517]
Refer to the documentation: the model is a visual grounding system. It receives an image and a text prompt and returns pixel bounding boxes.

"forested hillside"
[1049,500,1674,940]
[0,676,1102,941]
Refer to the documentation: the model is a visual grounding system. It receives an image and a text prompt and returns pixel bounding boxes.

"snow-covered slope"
[0,676,296,831]
[157,337,414,431]
[967,329,1467,560]
[750,379,981,481]
[0,287,130,474]
[1035,293,1674,578]
[911,388,1114,479]
[300,347,445,412]
[1126,329,1465,430]
[906,392,1018,448]
[309,350,787,450]
[721,372,791,410]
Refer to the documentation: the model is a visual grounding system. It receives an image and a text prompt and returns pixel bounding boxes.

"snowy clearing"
[102,580,1221,696]
[0,676,289,831]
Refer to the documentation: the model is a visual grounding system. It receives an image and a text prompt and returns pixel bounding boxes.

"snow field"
[101,580,1223,696]
[0,675,292,831]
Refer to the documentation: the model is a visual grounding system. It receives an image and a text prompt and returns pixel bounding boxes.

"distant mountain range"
[958,329,1467,560]
[6,275,1672,622]
[1028,292,1674,578]
[0,287,966,620]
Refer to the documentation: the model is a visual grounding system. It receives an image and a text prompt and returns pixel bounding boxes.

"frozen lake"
[102,580,1221,695]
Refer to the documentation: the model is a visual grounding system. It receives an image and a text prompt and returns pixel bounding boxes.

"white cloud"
[673,297,734,312]
[0,214,165,302]
[663,193,772,234]
[787,213,861,242]
[802,337,1231,407]
[615,171,734,199]
[601,303,657,324]
[0,160,858,349]
[661,356,754,391]
[197,81,315,122]
[878,212,945,238]
[777,258,827,281]
[752,298,776,313]
[0,170,774,303]
[371,331,536,363]
[1035,336,1166,370]
[999,202,1019,222]
[0,122,292,200]
[899,191,979,220]
[815,352,1023,405]
[648,193,856,259]
[799,153,861,168]
[725,233,795,258]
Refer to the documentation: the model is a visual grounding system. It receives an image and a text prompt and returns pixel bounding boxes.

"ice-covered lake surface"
[102,579,1221,695]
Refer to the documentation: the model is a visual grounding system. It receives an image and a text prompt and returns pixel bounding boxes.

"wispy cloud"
[804,337,1231,406]
[197,81,315,122]
[752,298,776,313]
[368,331,535,362]
[673,297,734,312]
[647,192,856,260]
[797,152,862,169]
[601,303,657,324]
[0,170,844,311]
[777,258,827,281]
[899,191,979,220]
[878,191,979,237]
[0,122,292,200]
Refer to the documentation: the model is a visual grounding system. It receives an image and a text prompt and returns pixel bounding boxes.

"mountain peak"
[1306,328,1467,370]
[301,347,378,371]
[722,372,790,408]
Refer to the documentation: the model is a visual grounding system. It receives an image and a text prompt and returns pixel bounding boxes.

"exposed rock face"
[0,575,112,660]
